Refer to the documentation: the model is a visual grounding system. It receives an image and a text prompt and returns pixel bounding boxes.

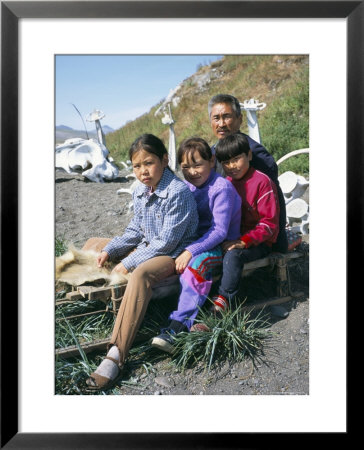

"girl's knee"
[128,266,146,283]
[82,237,111,252]
[134,256,175,281]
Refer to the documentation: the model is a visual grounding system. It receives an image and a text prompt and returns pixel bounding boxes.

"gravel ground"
[56,168,136,247]
[113,298,309,396]
[56,168,309,396]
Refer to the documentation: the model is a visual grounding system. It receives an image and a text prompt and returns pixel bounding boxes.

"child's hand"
[111,262,129,275]
[222,240,246,253]
[97,251,109,267]
[175,250,192,274]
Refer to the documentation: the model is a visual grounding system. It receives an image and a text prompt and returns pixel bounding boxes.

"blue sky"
[56,55,223,131]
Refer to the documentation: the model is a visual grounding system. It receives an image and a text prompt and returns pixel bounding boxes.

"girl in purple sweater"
[151,137,241,353]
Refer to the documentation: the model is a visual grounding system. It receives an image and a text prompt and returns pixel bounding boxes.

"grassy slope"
[105,55,309,174]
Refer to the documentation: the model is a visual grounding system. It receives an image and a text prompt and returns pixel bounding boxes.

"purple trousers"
[169,247,222,330]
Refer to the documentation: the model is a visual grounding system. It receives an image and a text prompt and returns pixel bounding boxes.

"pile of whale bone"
[55,108,119,183]
[277,149,310,235]
[56,137,119,183]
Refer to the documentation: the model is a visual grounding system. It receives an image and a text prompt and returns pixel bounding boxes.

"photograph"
[55,53,310,397]
[1,0,355,446]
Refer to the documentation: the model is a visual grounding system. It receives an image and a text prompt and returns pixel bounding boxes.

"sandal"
[85,356,122,392]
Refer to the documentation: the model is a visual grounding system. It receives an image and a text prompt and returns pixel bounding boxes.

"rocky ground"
[113,298,309,396]
[56,168,309,396]
[56,168,136,247]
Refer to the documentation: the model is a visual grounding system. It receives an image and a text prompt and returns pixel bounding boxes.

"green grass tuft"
[170,299,272,372]
[55,236,68,256]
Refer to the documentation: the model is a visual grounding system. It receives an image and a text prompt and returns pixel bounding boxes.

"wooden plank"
[56,299,80,306]
[58,287,113,305]
[56,251,306,306]
[56,290,305,359]
[76,285,122,303]
[244,256,272,271]
[109,284,126,300]
[56,330,152,359]
[242,251,303,272]
[55,250,307,358]
[77,286,94,298]
[65,291,84,301]
[242,291,304,313]
[157,251,305,290]
[56,309,112,322]
[56,338,110,358]
[88,286,113,302]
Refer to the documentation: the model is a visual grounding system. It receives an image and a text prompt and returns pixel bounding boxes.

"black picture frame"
[1,1,358,448]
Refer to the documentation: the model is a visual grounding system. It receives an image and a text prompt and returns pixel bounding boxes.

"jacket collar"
[136,168,174,199]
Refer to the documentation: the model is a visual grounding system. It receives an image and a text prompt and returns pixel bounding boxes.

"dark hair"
[129,133,169,163]
[215,133,250,162]
[177,137,212,164]
[208,94,241,118]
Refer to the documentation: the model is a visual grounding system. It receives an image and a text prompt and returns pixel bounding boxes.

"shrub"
[171,300,272,371]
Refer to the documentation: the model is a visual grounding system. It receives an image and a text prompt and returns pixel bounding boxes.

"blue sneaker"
[151,329,176,354]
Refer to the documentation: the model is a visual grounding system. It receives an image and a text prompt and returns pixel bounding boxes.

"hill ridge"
[105,55,308,174]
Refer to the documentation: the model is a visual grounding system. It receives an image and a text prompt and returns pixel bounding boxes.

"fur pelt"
[55,245,129,286]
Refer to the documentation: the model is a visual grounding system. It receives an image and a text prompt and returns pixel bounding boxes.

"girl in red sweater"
[212,133,280,311]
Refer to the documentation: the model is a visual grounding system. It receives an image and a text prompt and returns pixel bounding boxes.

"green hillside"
[105,55,309,175]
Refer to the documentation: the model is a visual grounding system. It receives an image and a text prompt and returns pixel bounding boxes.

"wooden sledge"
[55,245,308,359]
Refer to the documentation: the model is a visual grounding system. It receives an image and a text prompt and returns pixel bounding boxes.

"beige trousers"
[82,237,112,253]
[82,237,176,366]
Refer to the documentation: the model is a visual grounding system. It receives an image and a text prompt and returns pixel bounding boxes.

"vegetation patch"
[105,55,309,174]
[55,235,68,257]
[170,301,272,372]
[55,259,273,395]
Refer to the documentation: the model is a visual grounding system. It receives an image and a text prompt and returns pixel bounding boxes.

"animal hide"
[55,245,129,287]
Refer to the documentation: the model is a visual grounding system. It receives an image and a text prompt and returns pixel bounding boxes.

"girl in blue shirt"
[85,134,198,391]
